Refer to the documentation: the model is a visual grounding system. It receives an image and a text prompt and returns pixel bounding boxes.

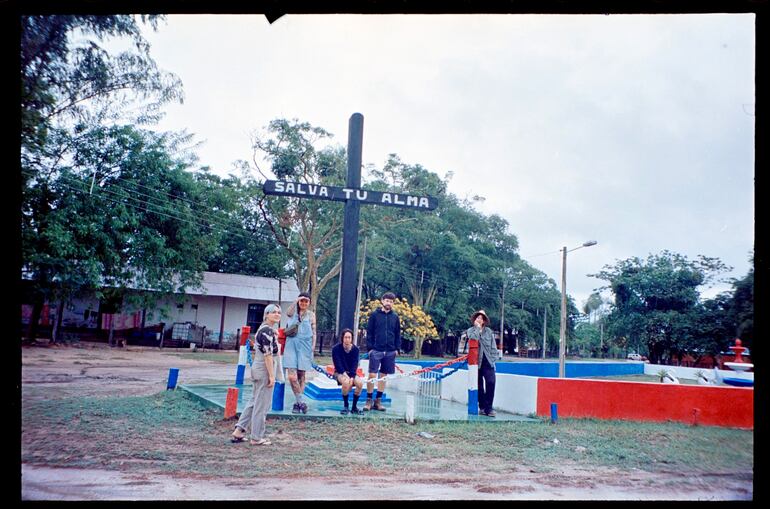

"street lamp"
[559,240,598,378]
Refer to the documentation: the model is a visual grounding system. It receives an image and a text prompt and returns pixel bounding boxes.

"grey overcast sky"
[138,14,755,309]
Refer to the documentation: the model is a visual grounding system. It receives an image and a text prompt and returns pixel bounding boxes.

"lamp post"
[558,240,597,378]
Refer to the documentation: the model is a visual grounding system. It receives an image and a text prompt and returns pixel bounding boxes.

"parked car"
[627,352,643,361]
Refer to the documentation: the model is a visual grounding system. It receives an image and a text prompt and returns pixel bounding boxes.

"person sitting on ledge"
[331,328,364,415]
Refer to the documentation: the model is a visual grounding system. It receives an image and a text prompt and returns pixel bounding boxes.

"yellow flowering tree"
[359,297,439,359]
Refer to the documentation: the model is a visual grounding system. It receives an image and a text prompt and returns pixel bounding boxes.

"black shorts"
[368,349,397,375]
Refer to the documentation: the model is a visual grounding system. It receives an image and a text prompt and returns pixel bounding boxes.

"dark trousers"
[478,356,496,413]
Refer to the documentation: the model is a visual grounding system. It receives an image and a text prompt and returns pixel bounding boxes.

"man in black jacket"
[364,291,401,411]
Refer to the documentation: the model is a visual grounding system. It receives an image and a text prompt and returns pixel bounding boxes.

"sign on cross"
[262,113,438,338]
[263,180,438,211]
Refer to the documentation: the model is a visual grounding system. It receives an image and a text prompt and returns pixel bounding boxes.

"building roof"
[21,268,300,304]
[191,272,300,303]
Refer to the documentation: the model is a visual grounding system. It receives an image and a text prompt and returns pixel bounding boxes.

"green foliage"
[234,119,567,340]
[21,15,182,155]
[590,250,741,363]
[20,15,225,340]
[727,261,754,346]
[245,118,349,311]
[22,126,218,311]
[202,174,291,278]
[354,154,563,341]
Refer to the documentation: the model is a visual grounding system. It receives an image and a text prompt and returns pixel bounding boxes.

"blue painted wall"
[397,360,645,378]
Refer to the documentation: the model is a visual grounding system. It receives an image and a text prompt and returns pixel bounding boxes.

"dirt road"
[20,342,753,501]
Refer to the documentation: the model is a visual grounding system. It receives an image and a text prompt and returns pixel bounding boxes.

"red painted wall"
[537,379,753,429]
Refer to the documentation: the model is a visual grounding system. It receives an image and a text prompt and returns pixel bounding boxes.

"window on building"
[247,303,266,333]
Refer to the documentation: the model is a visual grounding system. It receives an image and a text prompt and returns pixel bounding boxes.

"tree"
[361,155,535,336]
[203,174,291,278]
[23,126,222,344]
[21,15,182,155]
[360,297,438,359]
[248,119,349,315]
[21,15,187,342]
[590,251,731,364]
[727,259,754,347]
[582,292,605,324]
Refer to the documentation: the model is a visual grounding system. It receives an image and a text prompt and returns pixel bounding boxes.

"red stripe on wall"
[537,378,753,429]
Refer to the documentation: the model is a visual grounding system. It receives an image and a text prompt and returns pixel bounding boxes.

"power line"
[23,169,269,247]
[25,171,560,317]
[24,168,240,236]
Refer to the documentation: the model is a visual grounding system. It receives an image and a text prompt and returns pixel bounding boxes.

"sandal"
[231,428,247,443]
[250,438,272,446]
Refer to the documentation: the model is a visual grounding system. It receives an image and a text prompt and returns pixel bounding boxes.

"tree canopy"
[589,250,737,363]
[21,15,205,342]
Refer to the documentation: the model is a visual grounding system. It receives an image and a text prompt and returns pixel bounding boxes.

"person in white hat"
[466,309,499,417]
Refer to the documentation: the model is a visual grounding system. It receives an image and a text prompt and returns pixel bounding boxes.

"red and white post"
[467,338,479,415]
[235,326,251,385]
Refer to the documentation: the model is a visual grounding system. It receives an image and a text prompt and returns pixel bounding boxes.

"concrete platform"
[180,383,539,423]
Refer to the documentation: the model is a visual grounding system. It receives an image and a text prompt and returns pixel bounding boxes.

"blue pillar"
[167,368,179,390]
[235,364,245,385]
[272,381,285,410]
[467,364,479,415]
[550,402,558,423]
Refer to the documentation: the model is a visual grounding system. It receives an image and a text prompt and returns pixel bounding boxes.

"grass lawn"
[21,389,753,479]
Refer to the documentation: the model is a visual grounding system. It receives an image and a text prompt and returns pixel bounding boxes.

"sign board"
[263,179,438,211]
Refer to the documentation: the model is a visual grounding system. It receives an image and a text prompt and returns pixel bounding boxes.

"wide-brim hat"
[471,309,489,325]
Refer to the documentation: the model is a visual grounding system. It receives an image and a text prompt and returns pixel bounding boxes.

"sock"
[376,390,383,399]
[367,391,373,400]
[295,394,303,404]
[352,393,360,408]
[342,394,349,407]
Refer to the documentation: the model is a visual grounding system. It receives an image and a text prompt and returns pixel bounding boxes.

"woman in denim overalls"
[283,292,316,414]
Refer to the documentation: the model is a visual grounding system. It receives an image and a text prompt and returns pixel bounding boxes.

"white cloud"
[141,13,754,308]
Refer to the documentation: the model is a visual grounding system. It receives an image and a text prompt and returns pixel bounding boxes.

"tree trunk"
[108,314,115,347]
[51,300,65,344]
[139,308,147,344]
[26,299,44,342]
[413,337,423,359]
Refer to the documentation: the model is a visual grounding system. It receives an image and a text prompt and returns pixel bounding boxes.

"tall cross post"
[337,113,364,336]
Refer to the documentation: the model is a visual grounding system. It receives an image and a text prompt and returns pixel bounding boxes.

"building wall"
[24,293,295,344]
[147,294,295,341]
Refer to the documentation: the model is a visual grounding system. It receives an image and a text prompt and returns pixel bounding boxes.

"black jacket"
[366,308,401,352]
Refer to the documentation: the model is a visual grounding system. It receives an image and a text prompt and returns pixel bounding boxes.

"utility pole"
[559,246,568,378]
[499,281,505,358]
[542,306,547,359]
[558,240,597,377]
[352,237,367,346]
[599,320,604,358]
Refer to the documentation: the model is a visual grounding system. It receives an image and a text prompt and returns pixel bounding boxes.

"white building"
[22,272,300,347]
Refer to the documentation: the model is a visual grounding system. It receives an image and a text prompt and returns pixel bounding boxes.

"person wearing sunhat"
[466,309,499,417]
[284,291,316,414]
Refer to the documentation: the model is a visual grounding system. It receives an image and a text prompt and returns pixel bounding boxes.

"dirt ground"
[20,342,753,501]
